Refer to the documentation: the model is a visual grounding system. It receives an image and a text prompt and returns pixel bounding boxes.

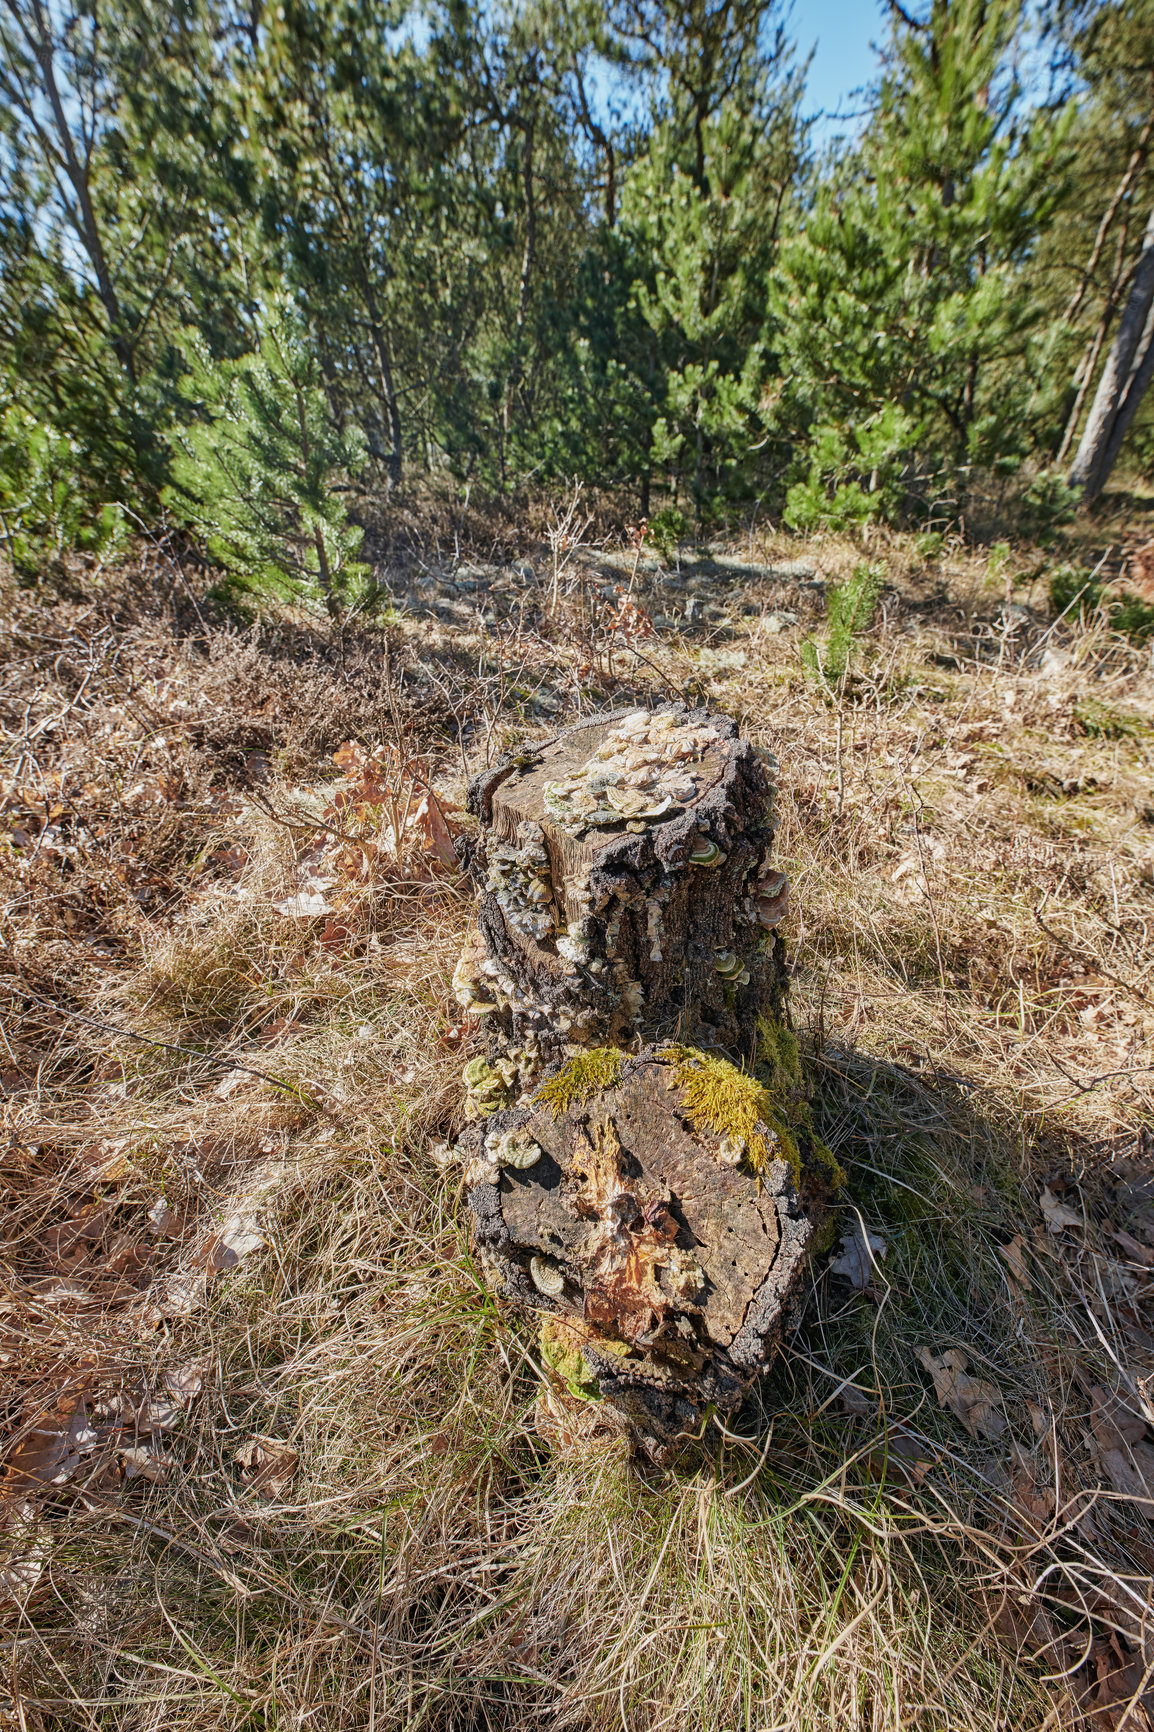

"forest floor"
[2,507,1154,1731]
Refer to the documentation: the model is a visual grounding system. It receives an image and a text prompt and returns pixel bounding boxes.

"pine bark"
[459,704,789,1080]
[1069,206,1154,503]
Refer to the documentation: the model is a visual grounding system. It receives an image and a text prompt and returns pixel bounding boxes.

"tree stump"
[458,1041,836,1460]
[451,703,835,1456]
[456,705,789,1097]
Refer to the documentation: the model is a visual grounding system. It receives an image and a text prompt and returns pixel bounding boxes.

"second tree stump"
[458,1039,837,1459]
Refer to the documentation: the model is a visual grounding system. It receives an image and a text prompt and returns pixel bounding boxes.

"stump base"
[459,1040,837,1457]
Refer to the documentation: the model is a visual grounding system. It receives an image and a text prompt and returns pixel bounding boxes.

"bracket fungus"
[461,704,789,1068]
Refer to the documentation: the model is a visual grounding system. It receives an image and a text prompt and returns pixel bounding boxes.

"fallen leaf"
[120,1444,167,1482]
[840,1384,875,1419]
[998,1235,1032,1289]
[829,1227,887,1289]
[1079,1636,1154,1732]
[1010,1441,1055,1525]
[0,1502,44,1605]
[212,1069,249,1101]
[916,1346,1007,1440]
[332,741,365,772]
[213,1211,264,1271]
[164,1365,204,1404]
[864,1428,934,1485]
[1040,1187,1082,1233]
[413,791,461,869]
[2,1397,98,1491]
[147,1197,181,1237]
[982,1581,1058,1657]
[1114,1228,1154,1269]
[235,1436,298,1499]
[1090,1385,1154,1516]
[133,1364,203,1434]
[1026,1399,1049,1440]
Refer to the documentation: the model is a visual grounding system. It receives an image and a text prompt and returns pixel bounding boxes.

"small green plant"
[647,504,687,564]
[1074,698,1144,741]
[0,405,127,576]
[987,540,1011,580]
[1048,565,1154,643]
[800,561,886,690]
[1016,470,1079,543]
[1048,564,1098,617]
[167,299,367,620]
[917,530,945,561]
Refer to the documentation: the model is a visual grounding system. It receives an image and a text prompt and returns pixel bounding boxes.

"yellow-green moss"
[533,1046,624,1117]
[539,1319,601,1401]
[668,1046,801,1185]
[754,1019,845,1190]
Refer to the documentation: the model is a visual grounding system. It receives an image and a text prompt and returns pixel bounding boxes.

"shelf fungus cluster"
[457,1043,838,1460]
[449,704,836,1456]
[461,704,790,1068]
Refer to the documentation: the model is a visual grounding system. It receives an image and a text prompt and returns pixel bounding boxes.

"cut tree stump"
[458,1042,835,1460]
[451,702,836,1455]
[456,704,789,1096]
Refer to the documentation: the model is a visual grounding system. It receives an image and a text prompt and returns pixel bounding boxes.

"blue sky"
[796,0,890,142]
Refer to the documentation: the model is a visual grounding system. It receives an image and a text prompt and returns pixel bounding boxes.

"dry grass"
[1,516,1153,1729]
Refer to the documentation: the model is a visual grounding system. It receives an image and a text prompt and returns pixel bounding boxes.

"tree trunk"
[360,278,402,492]
[1069,206,1154,502]
[573,63,616,229]
[458,705,789,1078]
[18,0,135,380]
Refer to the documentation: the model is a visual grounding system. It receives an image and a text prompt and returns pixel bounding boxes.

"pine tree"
[626,99,791,515]
[167,300,367,617]
[771,0,1071,525]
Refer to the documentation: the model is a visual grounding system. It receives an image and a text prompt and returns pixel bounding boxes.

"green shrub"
[1048,565,1154,643]
[0,406,127,577]
[647,504,687,564]
[167,301,367,619]
[784,407,915,535]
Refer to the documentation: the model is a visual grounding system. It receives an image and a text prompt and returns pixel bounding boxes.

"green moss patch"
[533,1046,624,1117]
[756,1015,804,1095]
[668,1046,801,1184]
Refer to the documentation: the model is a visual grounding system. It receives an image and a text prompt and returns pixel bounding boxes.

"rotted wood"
[457,1044,832,1460]
[455,704,789,1090]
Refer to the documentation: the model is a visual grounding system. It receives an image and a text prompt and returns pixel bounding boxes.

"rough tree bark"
[1069,206,1154,503]
[451,705,835,1457]
[456,704,789,1088]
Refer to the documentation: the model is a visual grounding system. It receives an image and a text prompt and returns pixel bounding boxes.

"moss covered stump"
[456,705,788,1083]
[457,1039,839,1459]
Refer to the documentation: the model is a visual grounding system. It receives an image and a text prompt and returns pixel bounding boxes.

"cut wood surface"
[459,1043,833,1457]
